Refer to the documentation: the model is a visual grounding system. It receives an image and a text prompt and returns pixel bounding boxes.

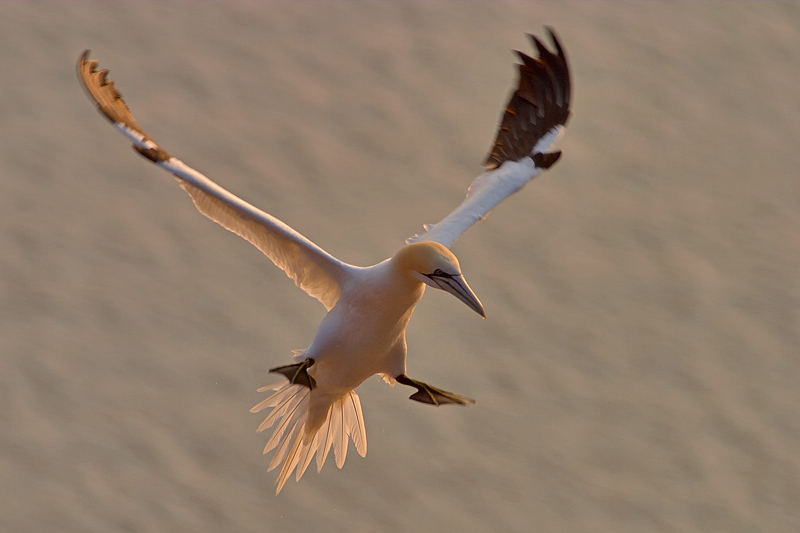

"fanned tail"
[251,379,367,494]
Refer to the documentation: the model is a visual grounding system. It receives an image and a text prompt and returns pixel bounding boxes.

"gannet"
[77,28,571,493]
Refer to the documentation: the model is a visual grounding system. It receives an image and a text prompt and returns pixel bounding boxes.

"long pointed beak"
[428,273,486,318]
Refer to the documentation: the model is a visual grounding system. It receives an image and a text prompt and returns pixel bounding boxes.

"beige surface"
[1,2,798,532]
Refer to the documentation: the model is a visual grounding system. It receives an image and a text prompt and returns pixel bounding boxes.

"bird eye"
[433,269,445,277]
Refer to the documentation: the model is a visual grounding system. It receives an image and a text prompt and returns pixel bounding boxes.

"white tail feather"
[345,392,367,457]
[253,379,368,494]
[267,400,307,471]
[316,404,335,473]
[294,430,318,481]
[255,387,305,433]
[334,402,348,468]
[275,431,305,493]
[263,390,307,454]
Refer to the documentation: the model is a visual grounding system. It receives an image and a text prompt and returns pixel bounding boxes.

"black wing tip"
[514,49,533,66]
[77,49,172,163]
[77,49,122,121]
[545,27,565,56]
[77,50,97,92]
[483,27,571,169]
[533,150,561,170]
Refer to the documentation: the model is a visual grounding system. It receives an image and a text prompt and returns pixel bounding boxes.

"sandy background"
[1,2,798,532]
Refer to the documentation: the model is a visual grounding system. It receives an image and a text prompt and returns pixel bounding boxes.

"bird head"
[396,242,485,318]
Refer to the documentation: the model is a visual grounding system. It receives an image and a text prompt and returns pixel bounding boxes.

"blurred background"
[1,3,797,532]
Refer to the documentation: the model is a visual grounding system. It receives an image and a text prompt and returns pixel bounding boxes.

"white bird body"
[307,259,421,382]
[298,259,421,430]
[77,28,572,493]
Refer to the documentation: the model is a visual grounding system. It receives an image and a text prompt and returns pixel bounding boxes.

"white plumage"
[77,28,571,493]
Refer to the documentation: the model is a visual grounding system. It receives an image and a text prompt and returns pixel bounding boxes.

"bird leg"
[395,374,475,406]
[269,358,316,390]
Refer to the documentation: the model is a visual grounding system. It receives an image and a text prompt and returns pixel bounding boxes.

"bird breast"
[304,266,426,388]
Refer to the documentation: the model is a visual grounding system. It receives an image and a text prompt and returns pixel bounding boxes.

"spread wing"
[407,28,571,248]
[77,51,350,310]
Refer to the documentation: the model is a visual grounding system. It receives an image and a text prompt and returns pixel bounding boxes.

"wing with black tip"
[77,51,351,310]
[407,28,571,248]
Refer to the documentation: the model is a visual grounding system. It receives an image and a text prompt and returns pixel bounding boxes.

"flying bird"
[77,28,571,493]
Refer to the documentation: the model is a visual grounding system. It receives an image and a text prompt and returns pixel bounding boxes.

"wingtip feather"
[482,28,571,170]
[533,150,561,170]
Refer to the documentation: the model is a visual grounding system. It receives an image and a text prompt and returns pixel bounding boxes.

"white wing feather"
[407,127,563,248]
[77,51,350,310]
[162,157,349,310]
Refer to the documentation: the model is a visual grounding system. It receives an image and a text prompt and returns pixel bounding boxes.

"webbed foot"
[269,358,316,390]
[396,374,475,406]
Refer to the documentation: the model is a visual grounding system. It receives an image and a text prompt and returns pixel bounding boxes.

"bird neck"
[385,253,427,302]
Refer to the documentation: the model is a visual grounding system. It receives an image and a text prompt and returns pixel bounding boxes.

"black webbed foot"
[396,374,475,406]
[269,358,316,390]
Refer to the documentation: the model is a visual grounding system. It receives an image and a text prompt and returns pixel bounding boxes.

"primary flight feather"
[77,27,571,493]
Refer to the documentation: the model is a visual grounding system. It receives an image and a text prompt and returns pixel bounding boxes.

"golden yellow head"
[394,241,460,276]
[393,242,485,317]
